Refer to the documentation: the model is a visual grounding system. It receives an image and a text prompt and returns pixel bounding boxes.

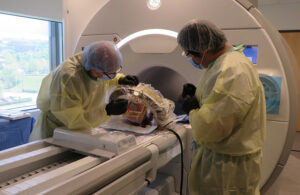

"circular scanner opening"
[138,66,187,115]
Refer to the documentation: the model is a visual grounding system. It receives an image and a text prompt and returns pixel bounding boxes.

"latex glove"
[118,75,139,86]
[105,99,128,115]
[182,83,196,98]
[182,95,199,114]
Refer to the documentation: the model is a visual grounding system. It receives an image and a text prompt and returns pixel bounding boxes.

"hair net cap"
[177,19,227,55]
[82,41,123,73]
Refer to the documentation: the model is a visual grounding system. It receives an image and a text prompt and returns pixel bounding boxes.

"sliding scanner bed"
[48,127,137,159]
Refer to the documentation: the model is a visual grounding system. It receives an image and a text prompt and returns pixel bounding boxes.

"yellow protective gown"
[30,53,123,140]
[188,47,266,195]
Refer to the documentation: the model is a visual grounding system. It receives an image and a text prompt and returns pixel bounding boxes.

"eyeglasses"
[102,65,122,79]
[181,50,201,57]
[182,51,190,58]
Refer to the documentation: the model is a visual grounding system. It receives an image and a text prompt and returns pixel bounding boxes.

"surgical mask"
[97,73,116,81]
[188,58,203,69]
[97,76,110,81]
[188,50,207,69]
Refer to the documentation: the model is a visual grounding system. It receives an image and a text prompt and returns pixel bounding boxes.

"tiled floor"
[265,132,300,195]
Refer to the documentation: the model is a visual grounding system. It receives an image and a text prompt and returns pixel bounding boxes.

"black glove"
[118,75,139,86]
[105,99,128,115]
[182,95,199,114]
[182,83,196,98]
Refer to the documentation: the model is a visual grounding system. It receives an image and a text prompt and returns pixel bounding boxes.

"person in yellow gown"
[178,20,266,195]
[30,41,139,140]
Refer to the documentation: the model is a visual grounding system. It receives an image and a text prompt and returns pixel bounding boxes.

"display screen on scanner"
[243,45,258,64]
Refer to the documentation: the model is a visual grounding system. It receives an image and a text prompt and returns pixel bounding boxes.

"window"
[0,13,63,110]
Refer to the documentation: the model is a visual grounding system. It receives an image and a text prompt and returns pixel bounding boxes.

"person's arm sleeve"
[108,73,125,86]
[189,68,256,143]
[50,77,106,130]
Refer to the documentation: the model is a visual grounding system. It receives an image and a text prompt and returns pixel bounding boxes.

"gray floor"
[265,132,300,195]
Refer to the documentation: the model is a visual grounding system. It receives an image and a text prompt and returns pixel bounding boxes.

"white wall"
[63,0,300,58]
[0,0,63,21]
[1,0,297,57]
[258,2,300,30]
[63,0,109,58]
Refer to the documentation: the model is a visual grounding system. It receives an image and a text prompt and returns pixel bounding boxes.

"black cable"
[165,126,184,195]
[290,149,300,152]
[145,178,151,185]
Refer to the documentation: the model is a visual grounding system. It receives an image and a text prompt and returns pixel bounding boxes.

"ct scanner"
[0,0,299,194]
